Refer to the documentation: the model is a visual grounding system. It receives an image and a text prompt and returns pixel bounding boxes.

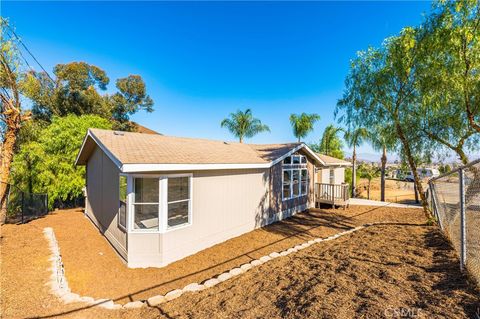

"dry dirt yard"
[1,205,479,318]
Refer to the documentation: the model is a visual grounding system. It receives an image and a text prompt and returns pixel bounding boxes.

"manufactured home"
[75,129,351,268]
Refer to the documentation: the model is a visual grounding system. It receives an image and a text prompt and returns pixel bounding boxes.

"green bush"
[11,115,111,209]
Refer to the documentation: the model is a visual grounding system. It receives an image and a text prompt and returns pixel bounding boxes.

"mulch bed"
[161,224,480,318]
[1,205,478,318]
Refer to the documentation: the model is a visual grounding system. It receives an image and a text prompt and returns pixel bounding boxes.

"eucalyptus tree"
[337,28,431,217]
[368,125,398,202]
[220,109,270,143]
[110,75,154,131]
[289,113,320,142]
[0,19,33,224]
[343,127,369,198]
[26,63,154,131]
[318,124,344,159]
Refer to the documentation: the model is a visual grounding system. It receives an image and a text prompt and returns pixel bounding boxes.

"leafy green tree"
[337,28,431,217]
[414,1,479,164]
[439,163,452,174]
[368,125,398,201]
[110,75,154,131]
[27,62,111,120]
[318,124,344,159]
[289,113,320,142]
[344,166,360,196]
[24,63,154,130]
[0,18,34,224]
[11,115,112,208]
[423,0,480,135]
[220,109,270,143]
[357,163,381,200]
[343,127,369,197]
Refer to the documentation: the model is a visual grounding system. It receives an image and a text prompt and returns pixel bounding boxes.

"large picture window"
[167,176,191,228]
[133,178,159,230]
[118,175,127,230]
[282,155,308,200]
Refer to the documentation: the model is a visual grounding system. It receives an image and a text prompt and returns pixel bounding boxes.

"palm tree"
[358,163,381,200]
[368,125,397,202]
[319,125,344,159]
[220,109,270,143]
[289,113,320,142]
[344,127,369,198]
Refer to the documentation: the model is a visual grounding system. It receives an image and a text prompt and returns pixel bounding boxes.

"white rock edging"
[44,222,388,310]
[43,227,128,309]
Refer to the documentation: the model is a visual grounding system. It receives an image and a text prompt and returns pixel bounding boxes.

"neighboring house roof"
[76,128,327,172]
[131,122,162,135]
[316,153,352,167]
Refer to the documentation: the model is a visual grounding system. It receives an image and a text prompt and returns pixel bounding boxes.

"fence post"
[429,182,443,230]
[459,168,467,271]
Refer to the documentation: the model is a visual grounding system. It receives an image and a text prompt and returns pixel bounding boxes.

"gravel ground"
[1,205,478,318]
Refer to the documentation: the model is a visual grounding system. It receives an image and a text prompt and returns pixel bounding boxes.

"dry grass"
[357,178,429,204]
[1,205,478,318]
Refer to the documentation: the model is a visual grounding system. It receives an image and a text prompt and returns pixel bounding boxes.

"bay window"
[118,175,127,230]
[133,178,159,230]
[167,176,191,228]
[129,174,192,232]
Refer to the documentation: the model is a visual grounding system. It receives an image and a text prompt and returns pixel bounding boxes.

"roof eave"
[75,129,123,169]
[121,163,271,172]
[76,132,326,172]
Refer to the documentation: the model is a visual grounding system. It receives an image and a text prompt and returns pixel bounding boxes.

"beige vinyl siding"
[127,169,270,268]
[86,146,127,260]
[317,167,345,185]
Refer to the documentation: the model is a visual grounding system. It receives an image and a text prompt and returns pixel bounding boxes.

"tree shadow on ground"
[419,229,480,317]
[257,206,383,240]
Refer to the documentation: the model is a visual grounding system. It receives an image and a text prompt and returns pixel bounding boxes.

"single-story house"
[75,128,351,268]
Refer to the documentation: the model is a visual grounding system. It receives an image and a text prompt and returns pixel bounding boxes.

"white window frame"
[130,175,162,233]
[282,155,308,201]
[300,169,308,196]
[127,173,193,233]
[118,173,128,232]
[163,173,193,232]
[329,169,335,184]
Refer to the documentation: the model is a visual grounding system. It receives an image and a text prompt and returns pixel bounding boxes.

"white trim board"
[122,163,271,172]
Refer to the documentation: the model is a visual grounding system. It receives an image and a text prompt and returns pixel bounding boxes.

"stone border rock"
[43,228,124,310]
[44,222,388,310]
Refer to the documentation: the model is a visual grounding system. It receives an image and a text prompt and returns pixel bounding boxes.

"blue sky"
[3,1,432,158]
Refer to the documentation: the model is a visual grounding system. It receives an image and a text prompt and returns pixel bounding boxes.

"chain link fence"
[430,159,480,287]
[3,182,49,224]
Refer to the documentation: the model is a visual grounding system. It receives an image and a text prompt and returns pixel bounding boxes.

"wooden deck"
[315,183,350,208]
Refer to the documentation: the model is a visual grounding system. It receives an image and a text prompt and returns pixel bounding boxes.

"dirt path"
[1,206,478,318]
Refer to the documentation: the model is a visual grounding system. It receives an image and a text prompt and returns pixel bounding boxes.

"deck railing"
[314,183,349,205]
